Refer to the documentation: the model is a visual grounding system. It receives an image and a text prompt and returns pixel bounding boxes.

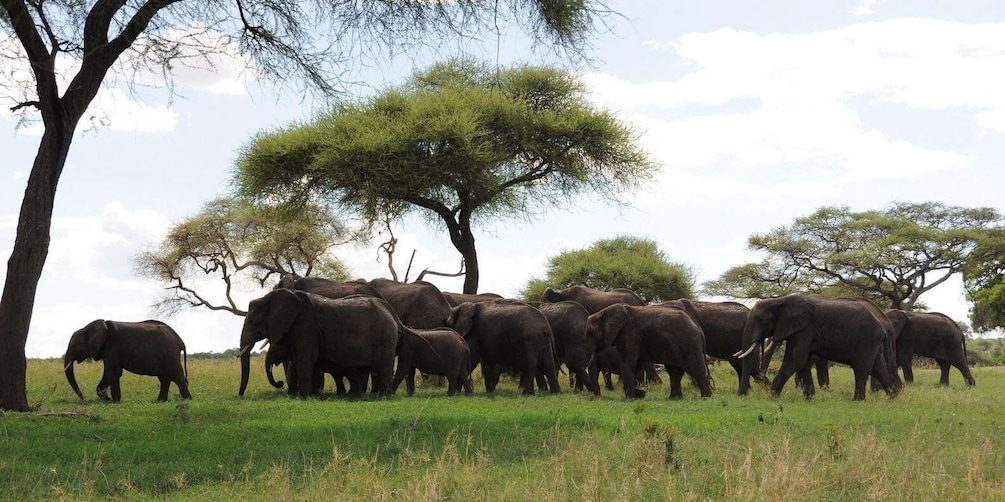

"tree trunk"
[458,232,480,294]
[0,125,74,410]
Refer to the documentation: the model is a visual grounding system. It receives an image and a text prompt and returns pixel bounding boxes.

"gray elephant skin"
[737,295,900,400]
[534,301,601,395]
[264,343,361,396]
[885,309,975,386]
[238,289,404,398]
[276,274,384,300]
[64,319,191,402]
[392,327,473,396]
[661,299,768,391]
[586,304,712,399]
[443,291,504,307]
[541,285,645,312]
[367,278,453,329]
[448,300,561,395]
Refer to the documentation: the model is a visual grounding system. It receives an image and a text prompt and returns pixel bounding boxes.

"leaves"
[520,236,696,303]
[705,202,1004,310]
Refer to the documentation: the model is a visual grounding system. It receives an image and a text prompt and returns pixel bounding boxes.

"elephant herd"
[62,280,975,403]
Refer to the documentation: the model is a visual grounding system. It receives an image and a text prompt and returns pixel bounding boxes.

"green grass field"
[3,358,1003,500]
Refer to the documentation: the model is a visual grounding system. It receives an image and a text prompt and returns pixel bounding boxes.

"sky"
[3,0,1005,358]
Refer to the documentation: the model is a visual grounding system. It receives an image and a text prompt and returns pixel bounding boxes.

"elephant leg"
[770,358,798,397]
[815,358,830,388]
[390,365,407,395]
[667,366,684,399]
[296,360,316,399]
[619,356,644,399]
[955,357,976,386]
[575,367,600,396]
[175,374,192,399]
[796,366,815,399]
[482,362,500,393]
[868,354,898,398]
[693,365,713,398]
[519,369,536,396]
[157,376,171,401]
[543,361,561,394]
[937,359,951,386]
[901,358,915,383]
[534,371,548,392]
[850,355,877,401]
[406,368,417,396]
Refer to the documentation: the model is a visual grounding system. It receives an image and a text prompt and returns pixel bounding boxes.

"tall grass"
[3,358,1003,499]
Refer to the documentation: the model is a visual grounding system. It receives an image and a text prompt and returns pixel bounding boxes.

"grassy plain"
[2,357,1003,500]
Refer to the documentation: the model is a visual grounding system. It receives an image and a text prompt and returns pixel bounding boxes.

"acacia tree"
[135,198,355,317]
[1,0,611,410]
[704,202,1003,309]
[520,235,696,303]
[235,59,657,294]
[963,230,1005,331]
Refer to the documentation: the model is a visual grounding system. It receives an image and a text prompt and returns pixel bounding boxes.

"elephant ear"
[450,302,477,336]
[266,289,302,344]
[596,304,630,348]
[773,296,813,342]
[885,309,908,338]
[87,320,110,360]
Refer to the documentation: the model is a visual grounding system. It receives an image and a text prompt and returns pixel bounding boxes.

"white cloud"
[853,0,884,16]
[585,19,1003,190]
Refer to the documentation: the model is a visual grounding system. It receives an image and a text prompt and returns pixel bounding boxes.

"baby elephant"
[392,328,473,396]
[64,319,192,402]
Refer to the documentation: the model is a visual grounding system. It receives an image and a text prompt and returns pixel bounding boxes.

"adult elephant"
[392,327,473,396]
[586,304,712,399]
[367,278,453,329]
[275,275,384,300]
[885,309,975,386]
[660,299,768,390]
[541,285,645,312]
[735,295,899,400]
[541,285,661,384]
[447,300,561,395]
[443,292,504,307]
[238,289,403,398]
[534,301,601,395]
[64,319,191,402]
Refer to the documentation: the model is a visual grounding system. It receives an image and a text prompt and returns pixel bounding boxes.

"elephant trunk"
[737,317,763,396]
[64,354,84,400]
[266,358,284,388]
[238,345,252,397]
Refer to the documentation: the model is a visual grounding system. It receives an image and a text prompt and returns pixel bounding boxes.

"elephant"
[443,291,504,307]
[660,299,768,390]
[586,304,712,399]
[367,278,453,329]
[533,301,601,395]
[447,300,561,395]
[64,319,191,402]
[760,343,832,389]
[238,289,403,398]
[541,285,662,385]
[885,309,975,386]
[735,295,899,400]
[541,285,645,313]
[391,327,473,396]
[275,274,384,300]
[264,343,361,396]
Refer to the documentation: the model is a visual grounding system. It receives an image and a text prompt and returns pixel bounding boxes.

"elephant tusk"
[763,339,775,355]
[735,344,757,359]
[64,361,73,371]
[257,340,270,350]
[236,345,251,359]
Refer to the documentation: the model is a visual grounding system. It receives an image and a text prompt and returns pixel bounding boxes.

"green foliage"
[964,231,1005,331]
[520,236,695,303]
[9,359,1005,499]
[235,59,657,292]
[135,197,355,316]
[705,202,1004,308]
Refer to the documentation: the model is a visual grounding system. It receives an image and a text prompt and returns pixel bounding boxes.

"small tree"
[705,202,1003,309]
[234,59,657,294]
[135,198,355,316]
[964,229,1005,331]
[520,236,696,303]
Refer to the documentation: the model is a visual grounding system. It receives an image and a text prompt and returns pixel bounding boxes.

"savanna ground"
[2,357,1003,500]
